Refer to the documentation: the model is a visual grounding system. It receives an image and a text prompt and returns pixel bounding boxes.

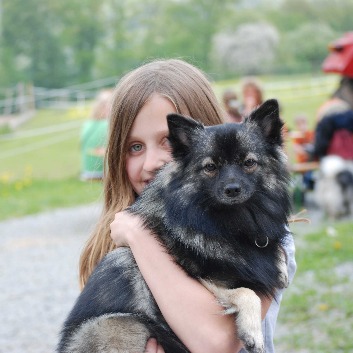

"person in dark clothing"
[313,109,353,160]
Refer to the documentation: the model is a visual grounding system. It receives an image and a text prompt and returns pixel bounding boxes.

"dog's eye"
[204,163,217,172]
[244,159,257,168]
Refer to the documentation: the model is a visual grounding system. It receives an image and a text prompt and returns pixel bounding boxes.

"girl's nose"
[143,148,169,173]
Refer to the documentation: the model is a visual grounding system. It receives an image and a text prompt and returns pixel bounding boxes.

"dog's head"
[167,99,288,209]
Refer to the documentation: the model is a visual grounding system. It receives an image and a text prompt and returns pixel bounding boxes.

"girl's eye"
[204,163,217,172]
[130,144,143,152]
[162,137,170,147]
[244,159,257,168]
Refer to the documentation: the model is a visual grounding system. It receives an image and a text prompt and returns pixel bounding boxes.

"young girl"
[79,59,296,353]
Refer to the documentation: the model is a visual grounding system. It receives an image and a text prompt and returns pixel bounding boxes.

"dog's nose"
[224,183,241,197]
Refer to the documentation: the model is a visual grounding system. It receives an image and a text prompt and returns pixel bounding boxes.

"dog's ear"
[247,99,284,146]
[167,113,204,159]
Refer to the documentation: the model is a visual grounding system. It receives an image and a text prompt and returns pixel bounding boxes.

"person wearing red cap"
[312,33,353,160]
[322,32,353,79]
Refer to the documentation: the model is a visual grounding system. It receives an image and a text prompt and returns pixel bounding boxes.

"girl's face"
[126,94,175,195]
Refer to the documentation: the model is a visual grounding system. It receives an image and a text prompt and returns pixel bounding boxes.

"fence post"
[27,83,36,111]
[17,82,25,114]
[3,88,14,115]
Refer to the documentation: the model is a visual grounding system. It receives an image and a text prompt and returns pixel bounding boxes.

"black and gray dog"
[58,99,291,353]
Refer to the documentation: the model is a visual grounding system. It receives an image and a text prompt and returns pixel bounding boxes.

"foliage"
[57,0,104,83]
[280,0,353,33]
[139,0,235,72]
[2,0,69,87]
[211,22,279,77]
[278,22,337,74]
[1,0,352,88]
[1,0,103,87]
[94,0,143,78]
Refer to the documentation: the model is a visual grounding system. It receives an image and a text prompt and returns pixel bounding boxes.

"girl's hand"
[110,211,145,247]
[144,338,165,353]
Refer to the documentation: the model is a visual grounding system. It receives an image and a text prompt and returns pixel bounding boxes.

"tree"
[278,22,336,73]
[2,0,68,87]
[1,0,352,89]
[57,0,104,83]
[137,0,236,72]
[94,0,144,79]
[0,0,104,87]
[311,0,353,33]
[211,22,279,76]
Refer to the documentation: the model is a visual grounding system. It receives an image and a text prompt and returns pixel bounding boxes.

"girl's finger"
[144,338,158,353]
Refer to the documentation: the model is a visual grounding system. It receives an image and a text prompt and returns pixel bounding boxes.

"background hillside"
[1,0,352,91]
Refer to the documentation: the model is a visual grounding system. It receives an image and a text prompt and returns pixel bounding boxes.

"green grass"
[0,177,103,220]
[0,105,104,220]
[0,107,91,179]
[275,221,353,352]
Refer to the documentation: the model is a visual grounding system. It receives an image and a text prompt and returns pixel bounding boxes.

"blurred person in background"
[240,77,264,116]
[80,89,113,181]
[313,33,353,160]
[311,33,353,218]
[292,114,315,164]
[291,114,316,191]
[222,89,243,123]
[313,76,353,160]
[318,32,353,121]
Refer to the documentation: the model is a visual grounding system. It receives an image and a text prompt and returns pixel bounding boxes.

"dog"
[57,99,292,353]
[314,155,353,219]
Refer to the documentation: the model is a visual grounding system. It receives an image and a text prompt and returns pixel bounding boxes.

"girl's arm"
[111,211,272,353]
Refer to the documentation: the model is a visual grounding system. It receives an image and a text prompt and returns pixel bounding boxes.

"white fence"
[0,76,119,115]
[0,74,339,117]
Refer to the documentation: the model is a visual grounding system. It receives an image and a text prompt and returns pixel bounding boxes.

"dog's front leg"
[201,281,264,353]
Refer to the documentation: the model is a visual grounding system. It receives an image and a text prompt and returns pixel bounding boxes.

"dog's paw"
[239,330,264,353]
[232,288,264,353]
[237,310,264,353]
[200,284,265,353]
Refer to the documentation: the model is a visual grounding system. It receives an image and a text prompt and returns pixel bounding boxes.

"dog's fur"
[57,99,292,353]
[314,155,353,219]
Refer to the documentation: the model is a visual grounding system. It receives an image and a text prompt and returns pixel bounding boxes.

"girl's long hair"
[79,59,224,288]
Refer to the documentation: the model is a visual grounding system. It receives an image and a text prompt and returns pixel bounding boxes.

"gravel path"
[0,203,102,353]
